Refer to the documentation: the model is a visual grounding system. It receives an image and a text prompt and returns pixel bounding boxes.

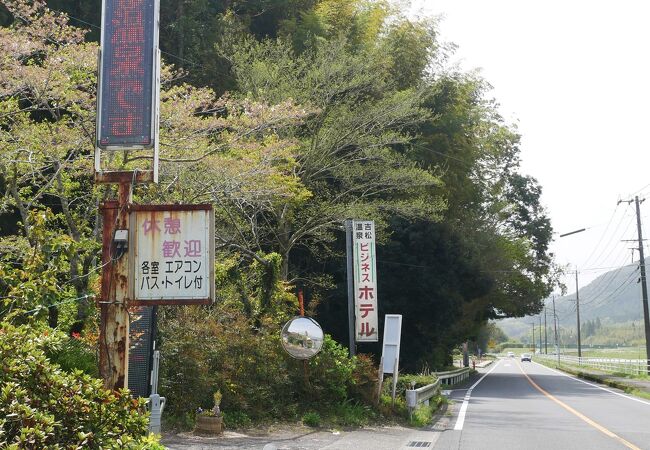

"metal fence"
[535,353,650,376]
[435,367,471,386]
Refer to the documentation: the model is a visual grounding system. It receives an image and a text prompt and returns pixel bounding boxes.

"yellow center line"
[517,361,640,450]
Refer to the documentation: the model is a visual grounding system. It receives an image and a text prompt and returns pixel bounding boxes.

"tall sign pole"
[99,182,132,390]
[96,0,160,390]
[345,219,356,357]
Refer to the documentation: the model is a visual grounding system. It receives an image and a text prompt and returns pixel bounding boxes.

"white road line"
[453,360,501,430]
[533,361,650,406]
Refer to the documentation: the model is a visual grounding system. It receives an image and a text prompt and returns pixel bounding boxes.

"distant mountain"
[498,259,647,340]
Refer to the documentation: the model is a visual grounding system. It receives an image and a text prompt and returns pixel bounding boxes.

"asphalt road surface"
[163,359,650,450]
[436,358,650,450]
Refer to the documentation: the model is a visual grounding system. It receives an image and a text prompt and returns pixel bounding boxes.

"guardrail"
[404,367,471,418]
[436,367,471,385]
[405,379,441,417]
[535,353,649,376]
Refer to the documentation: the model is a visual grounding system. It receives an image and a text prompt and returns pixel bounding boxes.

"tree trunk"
[48,305,58,329]
[276,205,292,281]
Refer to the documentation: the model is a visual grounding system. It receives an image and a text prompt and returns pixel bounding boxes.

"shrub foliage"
[159,303,377,426]
[0,323,151,449]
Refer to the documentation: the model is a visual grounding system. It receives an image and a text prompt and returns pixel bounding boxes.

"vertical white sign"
[353,220,378,342]
[382,314,402,374]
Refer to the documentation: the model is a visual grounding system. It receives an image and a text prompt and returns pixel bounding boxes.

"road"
[436,358,650,450]
[163,359,650,450]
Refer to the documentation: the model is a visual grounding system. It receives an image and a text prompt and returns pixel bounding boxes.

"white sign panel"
[353,220,379,342]
[382,314,402,374]
[130,205,214,304]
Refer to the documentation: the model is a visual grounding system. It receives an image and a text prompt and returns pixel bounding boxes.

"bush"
[331,399,374,427]
[47,333,98,377]
[383,373,437,399]
[223,410,252,429]
[0,322,155,448]
[302,411,321,427]
[159,304,379,428]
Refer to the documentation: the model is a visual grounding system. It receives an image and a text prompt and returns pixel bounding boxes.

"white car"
[507,351,514,358]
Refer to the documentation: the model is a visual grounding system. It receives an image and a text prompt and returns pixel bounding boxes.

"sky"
[407,0,650,291]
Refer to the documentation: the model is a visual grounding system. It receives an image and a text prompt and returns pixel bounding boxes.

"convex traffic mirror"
[281,317,324,359]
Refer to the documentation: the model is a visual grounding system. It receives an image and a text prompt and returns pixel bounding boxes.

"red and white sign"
[129,205,214,305]
[353,220,378,342]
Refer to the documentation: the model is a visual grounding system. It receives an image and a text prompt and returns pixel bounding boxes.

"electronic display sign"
[128,306,156,398]
[97,0,158,149]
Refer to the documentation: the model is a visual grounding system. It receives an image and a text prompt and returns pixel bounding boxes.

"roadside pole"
[98,176,136,389]
[531,322,535,353]
[632,197,650,374]
[575,269,582,358]
[544,305,548,354]
[553,296,559,366]
[95,0,160,391]
[345,219,356,357]
[539,315,542,354]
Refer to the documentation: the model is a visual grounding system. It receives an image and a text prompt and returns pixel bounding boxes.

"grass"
[564,347,647,359]
[410,403,435,427]
[535,358,650,401]
[499,347,647,360]
[330,400,374,427]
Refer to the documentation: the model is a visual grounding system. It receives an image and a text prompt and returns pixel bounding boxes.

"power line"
[578,253,635,306]
[579,203,620,269]
[581,266,638,308]
[18,294,95,316]
[582,205,634,271]
[575,214,636,300]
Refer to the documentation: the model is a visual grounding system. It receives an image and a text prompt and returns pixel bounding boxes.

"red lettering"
[357,286,374,300]
[359,322,376,337]
[359,303,374,318]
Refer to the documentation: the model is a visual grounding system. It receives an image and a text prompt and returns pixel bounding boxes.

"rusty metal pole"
[99,182,132,390]
[298,290,305,317]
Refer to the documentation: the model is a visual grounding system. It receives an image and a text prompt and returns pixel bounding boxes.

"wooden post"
[99,182,132,390]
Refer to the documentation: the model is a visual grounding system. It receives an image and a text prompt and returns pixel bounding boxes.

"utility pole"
[539,315,542,354]
[544,301,548,355]
[619,196,650,375]
[575,268,582,358]
[553,296,559,366]
[531,322,535,353]
[558,228,588,358]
